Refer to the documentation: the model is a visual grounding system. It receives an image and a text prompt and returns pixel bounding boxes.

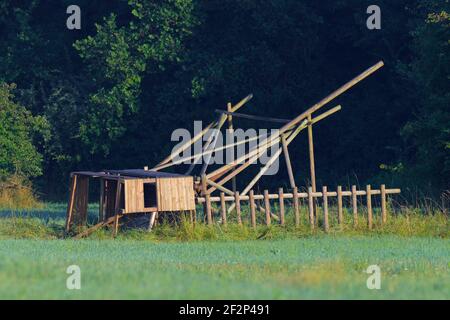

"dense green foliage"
[0,83,48,179]
[0,0,448,198]
[0,236,448,299]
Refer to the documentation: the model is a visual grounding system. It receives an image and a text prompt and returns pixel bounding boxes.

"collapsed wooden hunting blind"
[66,60,401,237]
[65,169,195,234]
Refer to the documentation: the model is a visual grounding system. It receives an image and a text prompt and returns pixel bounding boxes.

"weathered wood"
[65,175,77,232]
[205,193,213,225]
[215,109,290,123]
[72,176,89,229]
[307,114,317,195]
[156,177,195,211]
[227,102,237,195]
[381,184,387,224]
[281,135,296,188]
[74,214,123,239]
[293,187,300,226]
[264,190,271,226]
[308,186,315,229]
[366,185,372,230]
[337,185,343,225]
[148,212,157,231]
[234,191,242,225]
[99,178,105,222]
[207,178,234,196]
[220,192,227,226]
[249,190,256,229]
[352,185,358,227]
[278,61,384,134]
[323,186,329,232]
[278,188,285,226]
[112,182,122,237]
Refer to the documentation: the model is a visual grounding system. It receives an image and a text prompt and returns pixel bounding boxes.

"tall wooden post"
[227,102,237,194]
[112,181,122,237]
[293,186,300,226]
[278,188,285,226]
[264,190,271,226]
[220,192,227,226]
[352,185,358,227]
[235,191,242,225]
[65,174,77,232]
[381,184,387,225]
[249,190,256,229]
[366,185,372,230]
[308,186,315,229]
[307,115,317,194]
[337,185,343,225]
[281,135,296,189]
[323,186,329,232]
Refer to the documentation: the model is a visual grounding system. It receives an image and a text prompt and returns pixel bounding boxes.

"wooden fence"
[197,185,401,231]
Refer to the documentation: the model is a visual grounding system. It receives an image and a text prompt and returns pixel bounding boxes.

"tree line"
[0,0,448,200]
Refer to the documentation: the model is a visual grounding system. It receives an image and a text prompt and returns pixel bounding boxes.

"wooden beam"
[337,185,343,225]
[215,109,290,123]
[367,185,372,230]
[235,191,242,225]
[281,134,296,188]
[264,190,271,226]
[249,190,256,229]
[65,175,77,232]
[352,185,358,227]
[112,181,122,237]
[308,186,314,229]
[220,192,227,226]
[279,188,285,226]
[323,186,329,232]
[381,184,387,225]
[278,61,384,134]
[307,114,317,194]
[293,187,300,227]
[228,102,237,195]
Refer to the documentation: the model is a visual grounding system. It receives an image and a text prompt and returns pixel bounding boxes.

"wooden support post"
[323,186,329,232]
[220,192,227,226]
[281,135,296,188]
[264,190,271,226]
[381,184,387,225]
[293,187,300,227]
[279,188,285,226]
[99,178,105,222]
[205,193,213,225]
[234,191,242,225]
[366,185,372,230]
[65,175,77,233]
[112,181,122,237]
[337,185,343,225]
[148,212,157,231]
[352,185,358,227]
[227,102,237,194]
[307,115,317,195]
[308,186,315,229]
[249,190,256,229]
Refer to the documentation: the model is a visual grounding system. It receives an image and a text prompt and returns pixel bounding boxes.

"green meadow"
[0,204,448,299]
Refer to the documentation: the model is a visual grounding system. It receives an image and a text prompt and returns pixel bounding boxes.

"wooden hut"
[65,169,195,234]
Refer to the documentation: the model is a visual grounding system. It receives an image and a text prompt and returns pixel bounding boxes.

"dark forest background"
[0,0,448,201]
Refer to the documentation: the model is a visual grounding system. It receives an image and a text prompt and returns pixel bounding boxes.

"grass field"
[0,204,448,299]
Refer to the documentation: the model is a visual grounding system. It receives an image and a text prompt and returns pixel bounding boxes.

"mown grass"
[0,236,448,299]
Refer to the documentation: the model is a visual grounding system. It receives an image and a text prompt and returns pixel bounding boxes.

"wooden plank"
[65,175,77,232]
[206,178,234,196]
[264,190,271,226]
[323,186,329,232]
[279,188,285,226]
[352,185,358,227]
[157,177,195,211]
[220,192,227,226]
[278,61,384,134]
[308,186,314,229]
[73,176,89,229]
[381,184,387,224]
[112,181,122,237]
[215,109,290,123]
[337,185,343,225]
[99,178,105,222]
[228,102,237,195]
[205,193,212,225]
[235,191,242,225]
[367,185,373,230]
[293,187,300,226]
[249,190,256,229]
[281,135,296,188]
[307,114,317,195]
